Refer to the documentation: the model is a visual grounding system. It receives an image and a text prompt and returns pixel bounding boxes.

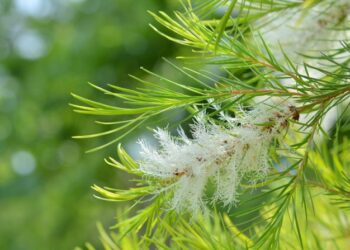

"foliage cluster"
[72,0,350,249]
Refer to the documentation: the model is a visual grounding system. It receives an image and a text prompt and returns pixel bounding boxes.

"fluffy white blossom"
[252,1,350,140]
[138,99,298,212]
[257,0,350,67]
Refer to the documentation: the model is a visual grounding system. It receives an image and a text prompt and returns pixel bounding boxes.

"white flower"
[250,1,349,141]
[138,99,297,212]
[256,0,350,67]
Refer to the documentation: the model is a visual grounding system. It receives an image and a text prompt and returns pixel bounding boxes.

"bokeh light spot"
[11,151,37,176]
[13,30,47,60]
[14,0,53,18]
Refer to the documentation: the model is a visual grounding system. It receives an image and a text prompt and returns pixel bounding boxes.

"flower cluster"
[257,0,350,66]
[253,1,349,139]
[138,99,298,212]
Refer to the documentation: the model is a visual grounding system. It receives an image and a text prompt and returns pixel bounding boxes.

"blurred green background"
[0,0,178,249]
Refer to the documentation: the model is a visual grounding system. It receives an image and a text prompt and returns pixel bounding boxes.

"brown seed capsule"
[174,168,187,177]
[174,170,186,177]
[288,105,299,121]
